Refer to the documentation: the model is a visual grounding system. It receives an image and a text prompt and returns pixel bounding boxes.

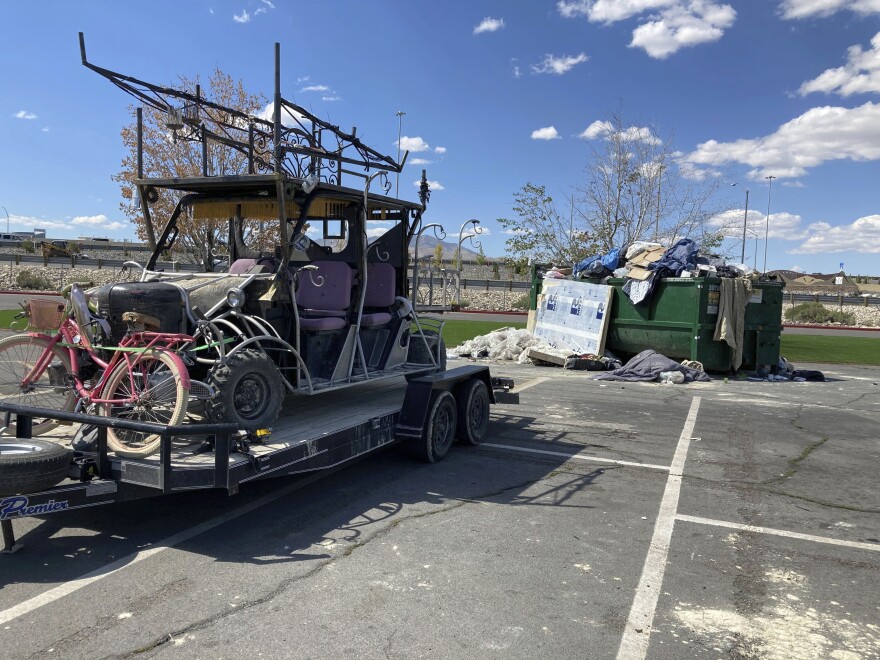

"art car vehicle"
[0,34,513,551]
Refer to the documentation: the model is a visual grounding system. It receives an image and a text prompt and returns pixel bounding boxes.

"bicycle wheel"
[0,334,77,436]
[100,349,189,458]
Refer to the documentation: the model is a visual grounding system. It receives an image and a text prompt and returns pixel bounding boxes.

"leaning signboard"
[534,279,613,356]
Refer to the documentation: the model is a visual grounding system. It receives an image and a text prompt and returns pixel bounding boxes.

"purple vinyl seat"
[229,259,270,274]
[296,261,352,331]
[360,262,395,328]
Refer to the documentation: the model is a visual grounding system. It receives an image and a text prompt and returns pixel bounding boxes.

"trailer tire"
[456,379,490,446]
[416,391,457,463]
[0,440,72,497]
[204,349,284,431]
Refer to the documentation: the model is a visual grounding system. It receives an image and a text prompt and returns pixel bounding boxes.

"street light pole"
[741,189,749,264]
[395,111,405,198]
[457,218,480,273]
[763,175,776,273]
[1,206,8,234]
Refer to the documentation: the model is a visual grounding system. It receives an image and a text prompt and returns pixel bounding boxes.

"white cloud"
[14,110,37,120]
[531,53,589,75]
[256,102,309,126]
[686,101,880,179]
[413,179,444,191]
[557,1,736,58]
[260,0,275,7]
[799,32,880,96]
[578,120,661,145]
[783,180,805,188]
[779,0,880,19]
[300,84,330,93]
[790,214,880,253]
[434,146,446,154]
[474,17,505,34]
[531,126,561,140]
[630,1,736,58]
[409,158,433,165]
[513,65,522,78]
[41,127,50,132]
[398,136,431,152]
[710,209,806,240]
[789,265,805,272]
[233,10,250,23]
[321,95,341,102]
[71,214,126,231]
[367,227,388,238]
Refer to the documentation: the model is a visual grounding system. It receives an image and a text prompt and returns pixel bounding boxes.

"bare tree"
[575,111,724,252]
[113,69,266,270]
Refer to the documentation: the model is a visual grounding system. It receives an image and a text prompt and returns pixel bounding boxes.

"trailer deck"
[1,365,505,551]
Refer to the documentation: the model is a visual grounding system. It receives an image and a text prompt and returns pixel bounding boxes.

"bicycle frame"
[20,315,192,408]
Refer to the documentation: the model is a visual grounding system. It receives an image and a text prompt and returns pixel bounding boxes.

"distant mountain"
[409,235,485,262]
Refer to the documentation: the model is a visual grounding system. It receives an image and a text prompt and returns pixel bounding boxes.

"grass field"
[780,334,880,366]
[441,319,526,349]
[440,320,880,366]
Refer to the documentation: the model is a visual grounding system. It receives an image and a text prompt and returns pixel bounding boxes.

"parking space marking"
[508,376,550,394]
[676,514,880,553]
[617,396,701,660]
[482,443,670,471]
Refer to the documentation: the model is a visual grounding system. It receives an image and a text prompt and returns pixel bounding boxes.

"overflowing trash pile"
[568,238,764,306]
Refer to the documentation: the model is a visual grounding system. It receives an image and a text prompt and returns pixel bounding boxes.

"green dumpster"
[528,265,784,372]
[605,277,784,372]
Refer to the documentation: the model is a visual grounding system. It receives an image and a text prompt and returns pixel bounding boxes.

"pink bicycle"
[0,288,192,458]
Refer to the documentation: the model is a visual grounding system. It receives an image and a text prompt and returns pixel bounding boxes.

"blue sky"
[1,1,879,275]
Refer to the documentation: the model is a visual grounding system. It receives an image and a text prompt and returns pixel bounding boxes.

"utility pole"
[764,175,776,273]
[740,189,749,264]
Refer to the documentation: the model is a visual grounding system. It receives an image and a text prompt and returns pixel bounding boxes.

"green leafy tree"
[497,184,597,267]
[476,244,487,267]
[432,243,444,269]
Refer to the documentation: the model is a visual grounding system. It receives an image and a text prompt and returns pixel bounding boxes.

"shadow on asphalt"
[0,414,606,586]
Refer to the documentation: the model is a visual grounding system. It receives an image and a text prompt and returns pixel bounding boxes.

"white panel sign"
[535,280,613,356]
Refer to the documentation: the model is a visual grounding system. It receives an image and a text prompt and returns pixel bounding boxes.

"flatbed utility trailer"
[1,366,512,552]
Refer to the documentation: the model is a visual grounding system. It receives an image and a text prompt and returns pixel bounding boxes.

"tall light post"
[457,218,481,272]
[395,110,405,198]
[731,183,749,264]
[763,175,776,273]
[1,206,8,234]
[654,163,664,241]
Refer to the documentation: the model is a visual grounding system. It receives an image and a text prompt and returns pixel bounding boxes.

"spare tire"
[0,439,72,497]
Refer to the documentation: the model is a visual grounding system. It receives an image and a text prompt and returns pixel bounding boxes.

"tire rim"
[0,442,44,455]
[433,404,453,452]
[469,394,486,432]
[233,372,271,420]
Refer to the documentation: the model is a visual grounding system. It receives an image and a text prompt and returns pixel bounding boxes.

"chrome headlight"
[226,287,245,309]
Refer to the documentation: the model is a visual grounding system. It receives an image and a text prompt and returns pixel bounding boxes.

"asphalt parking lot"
[1,359,878,659]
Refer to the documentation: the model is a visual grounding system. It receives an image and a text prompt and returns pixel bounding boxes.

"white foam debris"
[449,327,576,363]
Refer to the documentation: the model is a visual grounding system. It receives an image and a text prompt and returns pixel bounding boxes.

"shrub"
[20,240,35,253]
[785,302,855,325]
[511,294,531,310]
[16,270,54,291]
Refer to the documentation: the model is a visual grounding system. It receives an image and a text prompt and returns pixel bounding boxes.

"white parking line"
[482,443,670,471]
[0,474,326,626]
[508,376,550,394]
[616,396,701,660]
[676,514,880,553]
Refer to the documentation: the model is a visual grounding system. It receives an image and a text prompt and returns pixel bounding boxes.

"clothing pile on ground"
[592,350,711,383]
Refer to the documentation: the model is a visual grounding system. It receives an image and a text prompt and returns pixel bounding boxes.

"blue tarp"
[573,247,621,278]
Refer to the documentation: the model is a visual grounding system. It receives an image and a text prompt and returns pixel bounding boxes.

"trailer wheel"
[205,349,284,431]
[456,379,490,446]
[0,440,72,497]
[416,391,457,463]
